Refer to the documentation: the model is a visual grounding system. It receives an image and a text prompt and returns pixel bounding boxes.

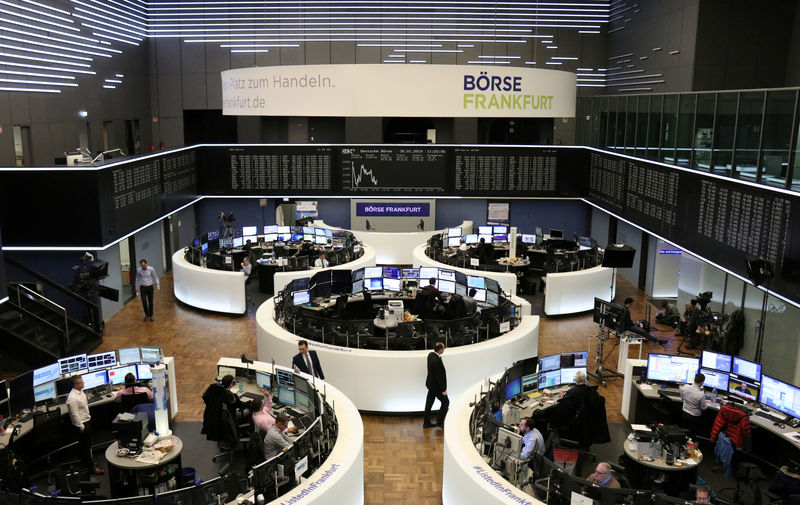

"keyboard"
[242,392,262,400]
[659,390,681,398]
[18,413,34,423]
[88,395,104,404]
[286,408,304,418]
[755,410,786,424]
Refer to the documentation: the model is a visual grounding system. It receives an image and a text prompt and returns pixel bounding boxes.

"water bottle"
[238,382,244,394]
[712,388,717,403]
[648,439,656,457]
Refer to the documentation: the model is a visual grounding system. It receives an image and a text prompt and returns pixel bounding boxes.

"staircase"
[0,260,103,370]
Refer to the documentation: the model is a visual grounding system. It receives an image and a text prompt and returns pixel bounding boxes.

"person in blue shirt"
[518,417,544,460]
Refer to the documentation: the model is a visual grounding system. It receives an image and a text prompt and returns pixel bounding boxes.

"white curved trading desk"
[272,243,377,294]
[256,299,538,412]
[412,243,520,299]
[314,220,472,265]
[443,372,543,505]
[216,357,364,505]
[173,251,246,314]
[543,265,615,316]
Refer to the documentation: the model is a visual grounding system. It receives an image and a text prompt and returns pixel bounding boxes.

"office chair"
[414,290,435,319]
[30,409,64,483]
[54,469,100,498]
[333,294,348,318]
[121,392,151,413]
[361,290,381,317]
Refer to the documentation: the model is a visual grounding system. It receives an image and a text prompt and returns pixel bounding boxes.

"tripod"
[588,321,624,386]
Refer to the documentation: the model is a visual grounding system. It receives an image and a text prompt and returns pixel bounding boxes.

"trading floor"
[0,268,669,505]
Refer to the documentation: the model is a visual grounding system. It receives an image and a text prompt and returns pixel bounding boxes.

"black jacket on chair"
[201,383,238,443]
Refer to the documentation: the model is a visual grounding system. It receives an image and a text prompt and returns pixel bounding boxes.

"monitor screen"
[33,362,61,387]
[303,234,314,242]
[473,288,486,302]
[289,233,302,242]
[256,371,271,390]
[140,347,161,363]
[646,354,699,384]
[58,354,88,375]
[561,351,588,368]
[277,226,290,234]
[465,234,478,244]
[192,237,201,247]
[366,278,383,291]
[293,291,311,305]
[9,370,34,416]
[218,366,238,379]
[728,375,759,401]
[364,266,383,278]
[108,365,137,385]
[263,233,277,242]
[200,242,208,255]
[505,378,521,400]
[493,225,508,234]
[448,227,462,237]
[352,279,363,294]
[136,364,152,380]
[276,369,294,386]
[478,234,493,244]
[242,235,257,244]
[447,237,461,247]
[242,226,257,236]
[383,277,401,292]
[265,225,278,234]
[325,229,333,237]
[315,236,327,245]
[486,291,499,306]
[402,268,420,279]
[549,229,564,239]
[478,226,493,234]
[419,267,438,280]
[700,368,730,391]
[55,377,73,396]
[701,351,733,372]
[439,269,455,281]
[578,236,593,248]
[538,369,561,389]
[759,375,800,419]
[560,367,587,385]
[467,275,485,289]
[219,238,234,248]
[278,234,293,242]
[34,381,56,403]
[352,268,364,282]
[521,234,537,244]
[118,347,141,365]
[493,234,508,242]
[732,357,761,382]
[277,387,295,406]
[521,373,538,393]
[302,226,313,234]
[316,228,327,236]
[485,278,500,293]
[233,237,244,247]
[383,267,401,279]
[87,351,117,371]
[439,280,455,294]
[80,370,108,390]
[455,283,467,296]
[539,354,561,372]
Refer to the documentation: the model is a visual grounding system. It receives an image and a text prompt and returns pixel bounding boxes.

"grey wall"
[97,243,124,321]
[590,207,611,248]
[133,222,165,278]
[616,221,643,288]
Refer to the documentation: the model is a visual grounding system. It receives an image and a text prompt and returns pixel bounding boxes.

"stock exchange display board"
[228,146,333,193]
[340,147,447,194]
[454,147,558,194]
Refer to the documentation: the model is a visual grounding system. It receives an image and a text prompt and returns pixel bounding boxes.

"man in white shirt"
[135,259,160,322]
[458,238,469,251]
[314,252,329,268]
[680,372,706,436]
[66,376,105,475]
[241,256,252,277]
[518,417,544,460]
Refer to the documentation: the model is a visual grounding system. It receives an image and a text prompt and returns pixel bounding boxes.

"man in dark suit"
[423,341,448,428]
[292,340,325,380]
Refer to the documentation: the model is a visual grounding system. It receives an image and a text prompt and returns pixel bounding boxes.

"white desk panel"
[172,251,246,314]
[544,266,615,316]
[272,244,377,294]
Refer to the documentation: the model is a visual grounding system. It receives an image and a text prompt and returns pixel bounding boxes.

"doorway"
[119,236,136,302]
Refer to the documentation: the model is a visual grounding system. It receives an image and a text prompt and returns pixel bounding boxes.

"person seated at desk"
[587,462,621,488]
[241,256,252,278]
[114,373,154,402]
[695,486,712,504]
[680,372,706,436]
[314,252,329,268]
[623,297,668,345]
[263,414,294,460]
[417,277,447,319]
[458,238,468,251]
[464,288,478,316]
[518,417,544,460]
[420,277,446,304]
[475,237,494,265]
[252,390,297,434]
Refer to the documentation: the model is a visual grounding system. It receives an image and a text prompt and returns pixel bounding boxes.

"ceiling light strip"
[0,6,80,31]
[0,85,60,93]
[0,59,96,74]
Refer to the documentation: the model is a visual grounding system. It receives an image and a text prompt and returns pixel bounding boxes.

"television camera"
[219,211,236,240]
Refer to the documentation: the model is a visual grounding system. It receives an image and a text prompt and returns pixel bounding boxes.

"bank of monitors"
[118,347,141,365]
[292,290,311,305]
[33,362,61,387]
[700,368,730,391]
[108,365,138,385]
[728,375,759,401]
[9,370,34,416]
[87,351,117,371]
[58,354,88,375]
[80,370,108,391]
[732,357,762,382]
[759,375,800,420]
[701,350,732,372]
[646,354,699,385]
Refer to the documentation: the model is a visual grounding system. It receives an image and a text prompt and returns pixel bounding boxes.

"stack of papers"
[135,450,165,464]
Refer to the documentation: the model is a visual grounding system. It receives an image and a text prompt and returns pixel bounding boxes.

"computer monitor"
[578,236,594,248]
[33,362,61,387]
[301,226,313,234]
[728,375,759,401]
[478,234,493,244]
[207,231,219,241]
[486,291,499,306]
[289,233,302,242]
[140,347,161,363]
[759,375,800,420]
[80,370,108,391]
[467,275,485,289]
[316,228,327,236]
[276,368,294,386]
[496,427,522,454]
[539,354,561,372]
[448,227,462,237]
[521,373,538,393]
[108,365,138,385]
[9,370,34,416]
[493,225,507,234]
[118,347,141,365]
[256,371,271,390]
[465,234,478,244]
[264,233,277,242]
[646,354,699,384]
[700,368,730,391]
[55,377,74,397]
[561,351,588,368]
[521,234,537,244]
[505,378,522,400]
[549,229,564,239]
[379,277,398,292]
[277,387,296,406]
[402,268,420,279]
[492,234,508,242]
[218,366,238,379]
[485,278,500,293]
[352,279,363,294]
[366,278,383,291]
[219,238,234,249]
[419,267,438,280]
[136,364,152,380]
[560,367,587,385]
[383,266,400,279]
[438,269,455,281]
[364,266,382,278]
[264,225,277,234]
[472,288,486,302]
[87,351,117,371]
[201,242,209,255]
[155,486,196,505]
[293,290,311,305]
[233,237,244,248]
[242,226,257,237]
[277,226,290,234]
[701,350,733,372]
[34,381,56,403]
[732,356,761,382]
[58,354,88,375]
[538,369,561,389]
[476,226,491,235]
[455,283,467,297]
[314,235,327,245]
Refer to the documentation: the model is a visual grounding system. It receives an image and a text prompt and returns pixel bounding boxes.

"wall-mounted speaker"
[602,244,636,268]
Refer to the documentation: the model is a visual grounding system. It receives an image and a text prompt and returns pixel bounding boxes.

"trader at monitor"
[292,340,325,380]
[681,372,707,436]
[518,417,544,460]
[314,252,329,268]
[114,373,154,402]
[587,462,620,488]
[263,414,294,460]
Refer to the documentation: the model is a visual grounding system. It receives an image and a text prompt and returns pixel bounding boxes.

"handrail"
[15,283,69,350]
[7,296,66,337]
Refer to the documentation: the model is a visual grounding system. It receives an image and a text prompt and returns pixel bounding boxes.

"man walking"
[423,341,448,428]
[135,259,160,322]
